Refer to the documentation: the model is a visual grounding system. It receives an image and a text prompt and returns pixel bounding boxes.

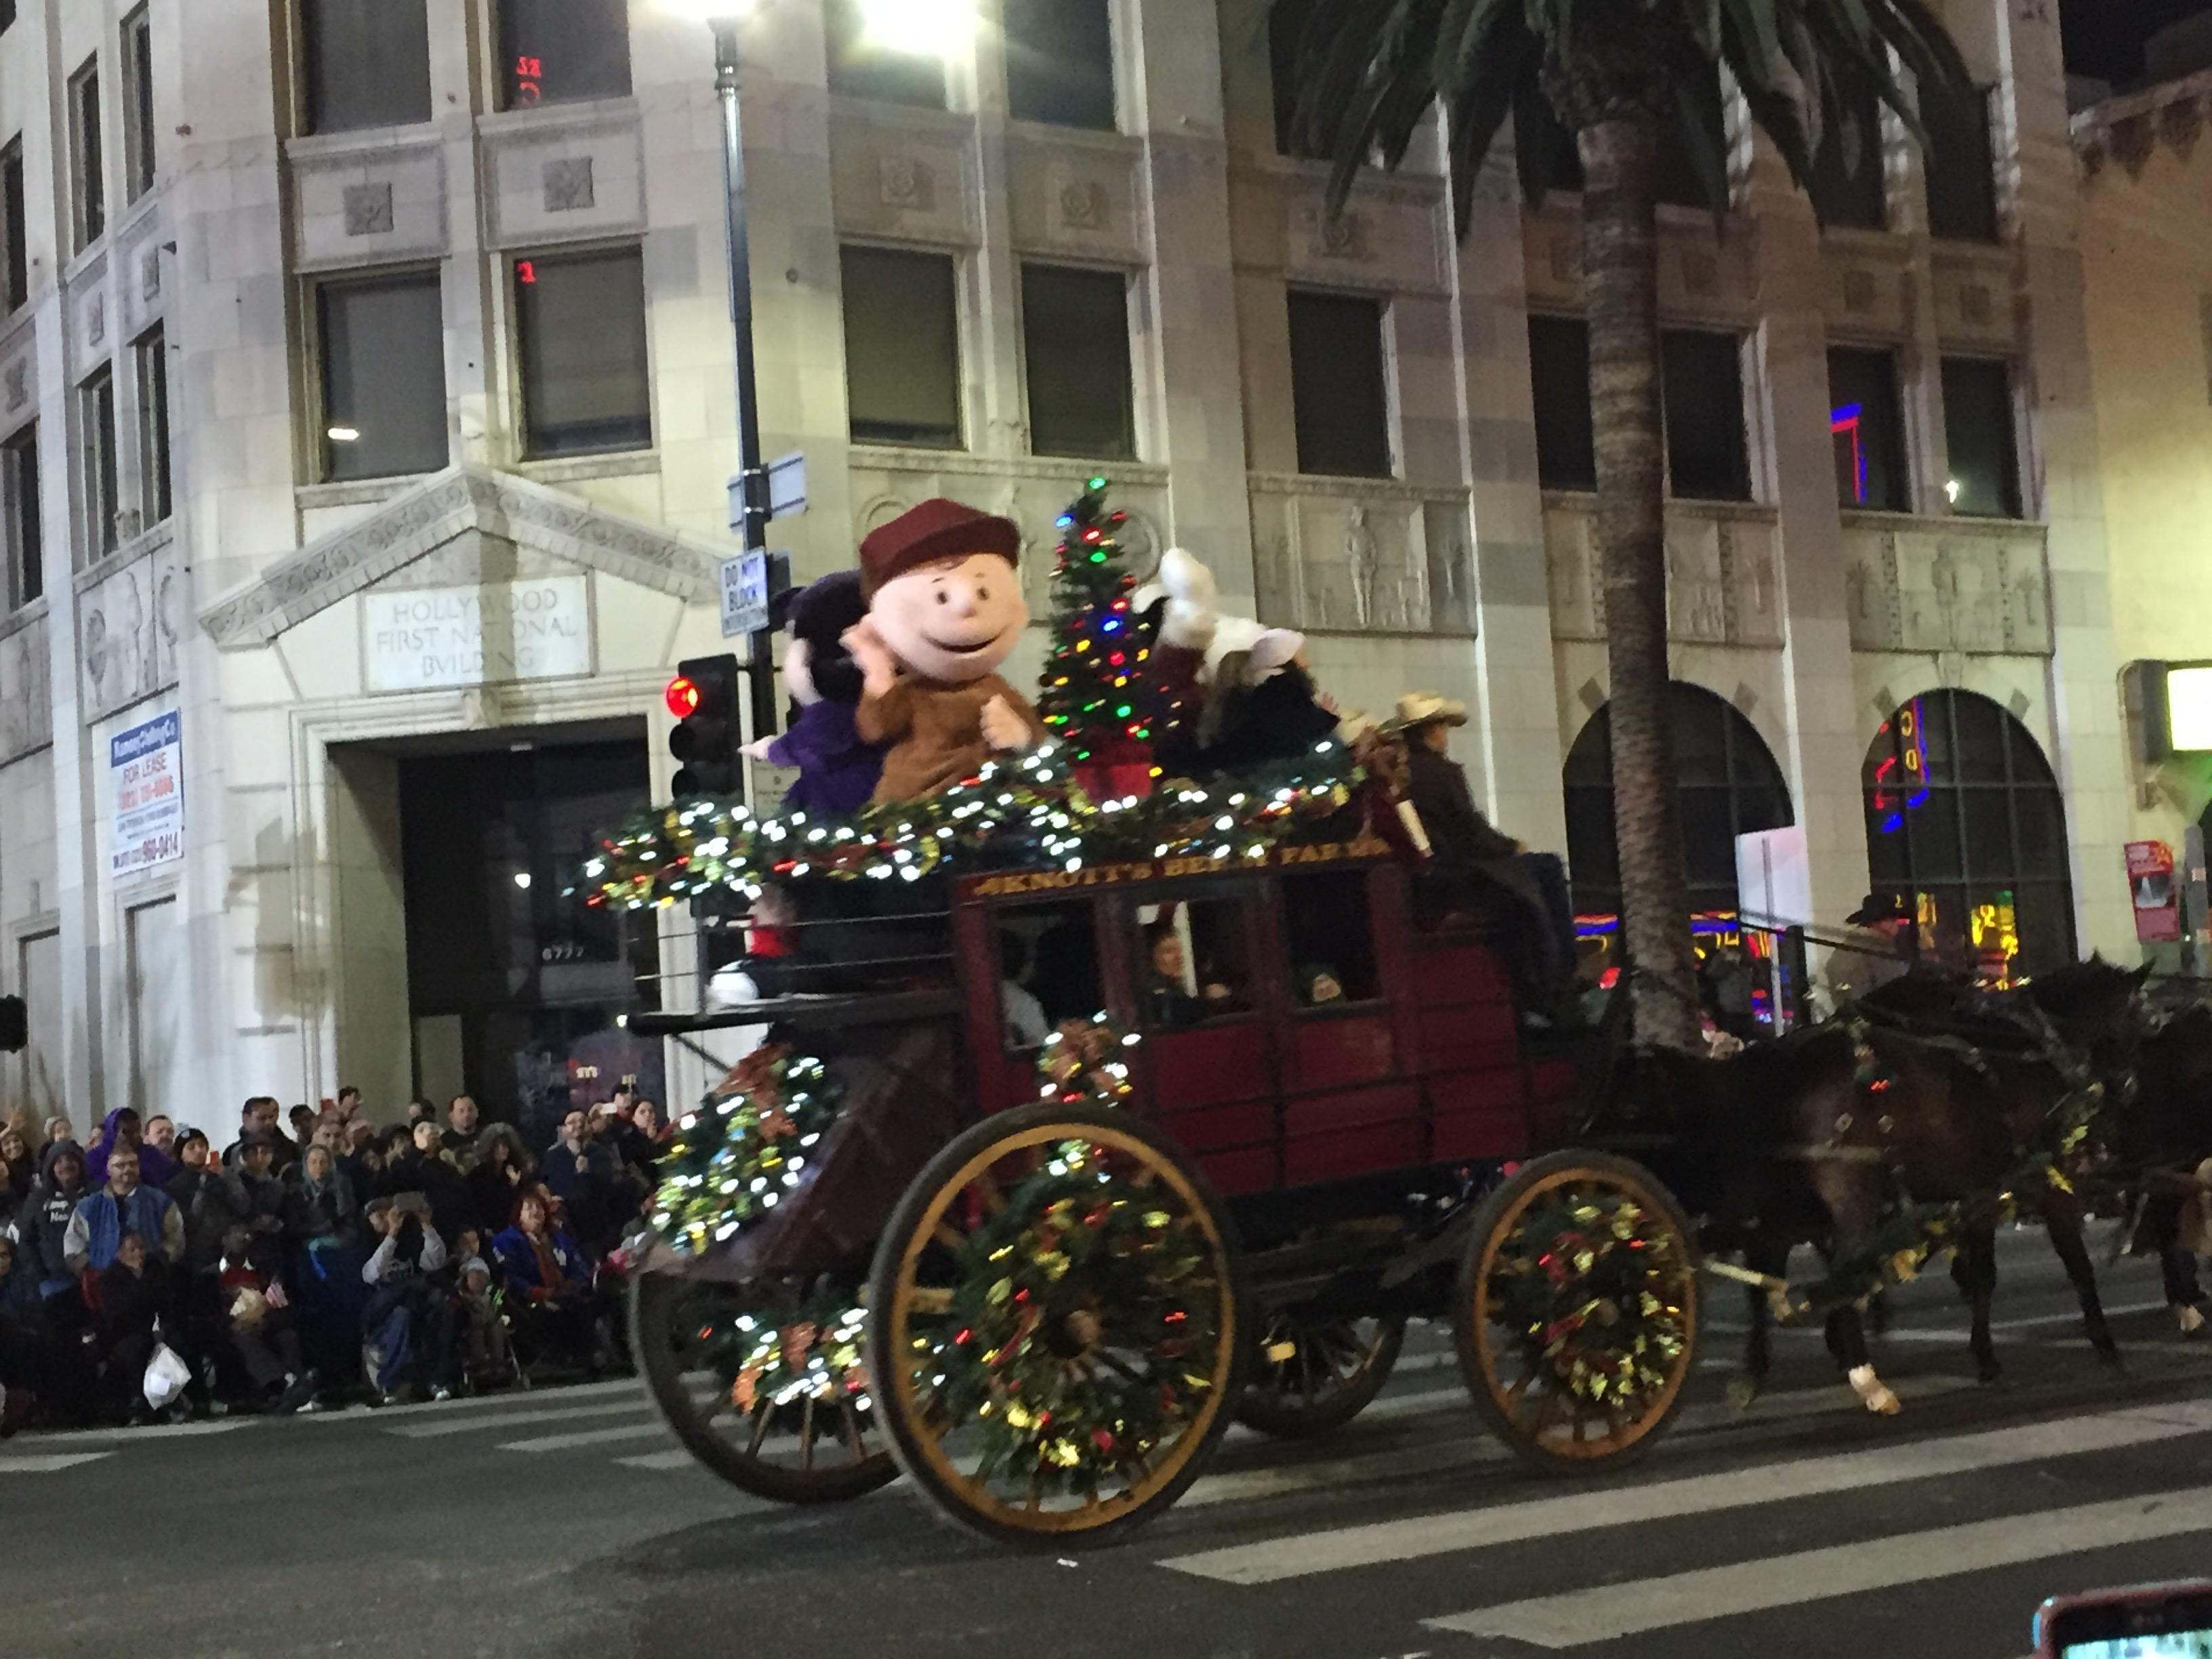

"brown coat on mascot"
[844,499,1047,803]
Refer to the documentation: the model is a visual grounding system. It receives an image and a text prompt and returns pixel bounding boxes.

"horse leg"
[2148,1195,2207,1335]
[1960,1223,2001,1385]
[2043,1189,2121,1367]
[1732,1234,1787,1411]
[1808,1164,1902,1415]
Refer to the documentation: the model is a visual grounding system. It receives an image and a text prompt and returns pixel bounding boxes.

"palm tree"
[1277,0,1969,1048]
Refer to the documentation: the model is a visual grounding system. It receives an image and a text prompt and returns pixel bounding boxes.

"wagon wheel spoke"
[838,1395,868,1462]
[799,1394,817,1471]
[745,1400,773,1458]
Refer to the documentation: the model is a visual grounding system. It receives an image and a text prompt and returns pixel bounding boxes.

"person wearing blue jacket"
[491,1190,603,1374]
[62,1147,184,1275]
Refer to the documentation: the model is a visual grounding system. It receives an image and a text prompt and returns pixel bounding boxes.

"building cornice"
[2073,71,2212,182]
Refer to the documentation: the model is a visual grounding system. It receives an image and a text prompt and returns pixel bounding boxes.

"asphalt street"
[13,1225,2212,1659]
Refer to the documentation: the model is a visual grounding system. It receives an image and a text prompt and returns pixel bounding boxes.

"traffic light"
[0,996,23,1054]
[666,654,742,799]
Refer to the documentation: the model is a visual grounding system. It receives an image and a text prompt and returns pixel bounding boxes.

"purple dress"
[768,699,885,817]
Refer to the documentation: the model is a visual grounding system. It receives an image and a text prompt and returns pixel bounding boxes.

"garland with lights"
[689,1289,872,1420]
[1036,1014,1138,1109]
[576,742,1362,911]
[649,1044,844,1256]
[1036,478,1154,795]
[928,1136,1226,1496]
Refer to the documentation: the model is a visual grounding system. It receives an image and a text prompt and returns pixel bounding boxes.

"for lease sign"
[110,710,184,878]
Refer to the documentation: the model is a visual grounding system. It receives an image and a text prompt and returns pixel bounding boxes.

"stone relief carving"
[1842,269,1877,313]
[140,249,161,302]
[81,536,184,722]
[1307,208,1372,264]
[199,466,722,647]
[3,359,26,414]
[342,182,394,237]
[1544,499,1782,648]
[0,615,52,765]
[1959,284,1993,325]
[85,292,105,348]
[879,155,937,212]
[1057,178,1109,232]
[1841,523,2053,656]
[1251,486,1463,635]
[1681,249,1718,298]
[543,157,595,213]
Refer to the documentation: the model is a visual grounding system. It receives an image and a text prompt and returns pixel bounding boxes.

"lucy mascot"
[844,499,1046,802]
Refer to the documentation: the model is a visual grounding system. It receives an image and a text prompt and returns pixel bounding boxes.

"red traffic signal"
[667,654,741,799]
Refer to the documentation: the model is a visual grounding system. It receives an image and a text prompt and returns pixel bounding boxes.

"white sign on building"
[110,710,185,879]
[365,576,592,694]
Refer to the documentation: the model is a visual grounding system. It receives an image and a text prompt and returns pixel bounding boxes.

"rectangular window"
[1942,356,2022,518]
[1660,330,1750,501]
[842,245,962,448]
[825,0,946,109]
[1004,0,1115,131]
[1,140,25,313]
[1529,316,1597,490]
[1282,873,1379,1004]
[514,248,652,457]
[499,0,631,110]
[2,424,37,610]
[1653,72,1729,210]
[1925,85,2000,243]
[79,369,118,560]
[318,272,449,481]
[300,0,433,134]
[1286,289,1392,478]
[1270,0,1320,155]
[123,7,155,202]
[1827,348,1910,512]
[1807,89,1887,230]
[68,59,104,253]
[1136,897,1254,1029]
[1021,263,1134,462]
[134,328,171,527]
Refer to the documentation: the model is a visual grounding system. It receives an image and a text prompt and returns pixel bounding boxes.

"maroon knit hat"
[859,499,1021,598]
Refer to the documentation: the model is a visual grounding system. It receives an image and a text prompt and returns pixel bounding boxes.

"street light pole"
[708,22,779,759]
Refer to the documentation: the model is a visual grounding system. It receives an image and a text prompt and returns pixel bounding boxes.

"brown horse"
[2112,996,2212,1330]
[1641,959,2141,1414]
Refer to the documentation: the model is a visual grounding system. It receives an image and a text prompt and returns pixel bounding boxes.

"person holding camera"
[360,1195,455,1406]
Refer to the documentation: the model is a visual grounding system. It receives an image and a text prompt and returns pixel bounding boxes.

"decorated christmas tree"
[1037,477,1155,800]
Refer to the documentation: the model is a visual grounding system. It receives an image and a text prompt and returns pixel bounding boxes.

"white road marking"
[390,1399,651,1439]
[302,1379,638,1422]
[1161,1398,2212,1584]
[0,1452,112,1473]
[55,1418,249,1442]
[1424,1486,2212,1647]
[614,1450,701,1472]
[499,1422,670,1453]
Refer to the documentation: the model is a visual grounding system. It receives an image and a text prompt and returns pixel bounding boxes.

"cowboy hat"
[1845,891,1914,927]
[1383,691,1468,734]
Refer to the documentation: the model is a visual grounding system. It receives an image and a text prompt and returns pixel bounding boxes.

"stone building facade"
[2076,62,2212,921]
[0,0,2138,1130]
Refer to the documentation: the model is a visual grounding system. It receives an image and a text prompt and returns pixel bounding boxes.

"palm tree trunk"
[1578,117,1701,1052]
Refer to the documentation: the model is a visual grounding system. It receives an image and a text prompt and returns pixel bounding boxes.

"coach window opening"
[995,900,1102,1054]
[1279,872,1380,1008]
[1132,894,1254,1029]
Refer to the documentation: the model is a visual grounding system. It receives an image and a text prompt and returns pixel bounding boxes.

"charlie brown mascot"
[844,499,1046,803]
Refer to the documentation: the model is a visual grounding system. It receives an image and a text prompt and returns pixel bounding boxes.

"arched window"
[1862,691,2075,977]
[1563,684,1796,924]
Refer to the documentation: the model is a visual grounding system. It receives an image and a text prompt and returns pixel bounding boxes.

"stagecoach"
[620,819,1707,1545]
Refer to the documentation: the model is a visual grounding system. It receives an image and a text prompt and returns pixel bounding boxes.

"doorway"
[389,724,661,1142]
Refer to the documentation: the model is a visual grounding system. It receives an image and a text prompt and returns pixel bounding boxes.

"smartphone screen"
[2041,1587,2212,1659]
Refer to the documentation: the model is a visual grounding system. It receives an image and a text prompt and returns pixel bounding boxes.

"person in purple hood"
[743,570,884,817]
[85,1108,176,1191]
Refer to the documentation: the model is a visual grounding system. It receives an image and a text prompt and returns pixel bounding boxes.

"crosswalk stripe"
[1424,1486,2212,1647]
[1160,1398,2212,1584]
[302,1379,637,1422]
[0,1452,112,1473]
[56,1419,249,1443]
[499,1422,668,1453]
[614,1450,700,1472]
[390,1400,649,1439]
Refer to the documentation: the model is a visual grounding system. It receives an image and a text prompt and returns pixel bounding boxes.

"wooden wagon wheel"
[866,1103,1245,1547]
[1454,1151,1700,1475]
[1236,1311,1406,1439]
[630,1269,898,1504]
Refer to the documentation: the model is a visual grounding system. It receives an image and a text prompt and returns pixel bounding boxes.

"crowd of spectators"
[0,1088,670,1428]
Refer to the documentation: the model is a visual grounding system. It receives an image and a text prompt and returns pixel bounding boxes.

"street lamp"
[655,0,976,755]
